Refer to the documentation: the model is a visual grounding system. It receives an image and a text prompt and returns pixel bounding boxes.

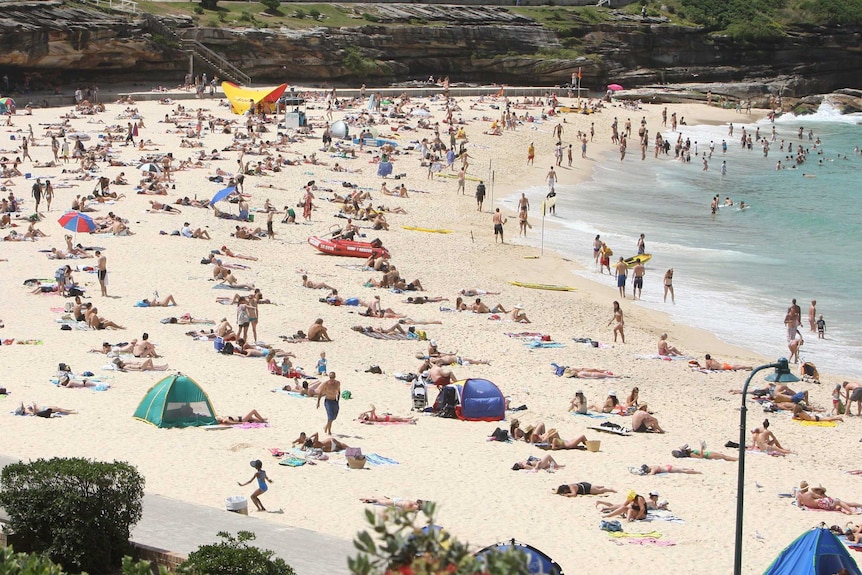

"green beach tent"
[133,373,217,428]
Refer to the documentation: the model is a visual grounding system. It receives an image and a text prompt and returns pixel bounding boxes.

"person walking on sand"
[608,300,625,343]
[95,250,107,297]
[493,208,506,244]
[632,260,645,300]
[317,372,341,435]
[546,166,557,193]
[32,179,42,212]
[238,459,272,512]
[475,180,486,211]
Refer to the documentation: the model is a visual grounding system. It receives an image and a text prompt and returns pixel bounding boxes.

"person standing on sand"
[317,372,341,435]
[614,257,628,298]
[457,167,466,195]
[593,235,602,267]
[608,300,625,343]
[238,459,272,512]
[784,299,802,341]
[632,261,645,300]
[527,142,535,165]
[96,250,107,297]
[808,300,817,333]
[31,178,42,212]
[493,209,506,244]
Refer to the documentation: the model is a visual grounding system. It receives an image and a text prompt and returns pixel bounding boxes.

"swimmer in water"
[739,201,746,209]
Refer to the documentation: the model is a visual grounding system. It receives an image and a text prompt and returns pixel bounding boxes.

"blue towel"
[365,453,399,466]
[526,341,564,349]
[572,412,608,419]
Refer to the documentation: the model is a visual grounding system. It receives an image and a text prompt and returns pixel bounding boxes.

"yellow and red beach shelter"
[222,82,288,115]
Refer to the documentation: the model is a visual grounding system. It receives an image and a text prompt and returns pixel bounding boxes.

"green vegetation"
[349,502,531,575]
[0,458,145,575]
[342,47,377,76]
[259,0,283,17]
[0,547,172,575]
[136,1,379,29]
[179,531,296,575]
[509,5,612,30]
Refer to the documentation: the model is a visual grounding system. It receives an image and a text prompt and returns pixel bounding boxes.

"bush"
[0,458,145,574]
[260,0,282,16]
[200,0,218,10]
[180,531,295,575]
[349,502,531,575]
[309,8,320,19]
[342,47,376,76]
[193,5,204,14]
[0,546,64,575]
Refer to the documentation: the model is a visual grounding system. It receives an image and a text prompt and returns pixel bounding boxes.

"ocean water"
[505,105,862,378]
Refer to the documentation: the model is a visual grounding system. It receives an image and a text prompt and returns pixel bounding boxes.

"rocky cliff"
[1,1,860,98]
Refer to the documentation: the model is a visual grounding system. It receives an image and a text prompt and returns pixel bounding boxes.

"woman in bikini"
[216,409,267,425]
[509,420,548,443]
[792,404,843,422]
[663,268,674,303]
[292,432,349,452]
[635,463,702,475]
[672,443,738,461]
[555,483,616,497]
[358,405,416,424]
[608,300,625,343]
[359,497,424,511]
[511,454,564,471]
[588,392,620,414]
[599,493,648,521]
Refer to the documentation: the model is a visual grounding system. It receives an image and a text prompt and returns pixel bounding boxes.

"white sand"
[0,89,856,574]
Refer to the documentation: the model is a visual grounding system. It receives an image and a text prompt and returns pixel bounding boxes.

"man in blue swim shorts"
[317,372,341,435]
[614,257,628,298]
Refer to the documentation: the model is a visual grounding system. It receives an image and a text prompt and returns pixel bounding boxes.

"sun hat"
[430,340,437,346]
[514,303,524,309]
[250,459,262,469]
[609,390,617,397]
[649,491,660,497]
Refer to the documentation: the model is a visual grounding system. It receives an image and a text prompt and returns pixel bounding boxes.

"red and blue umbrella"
[58,211,96,233]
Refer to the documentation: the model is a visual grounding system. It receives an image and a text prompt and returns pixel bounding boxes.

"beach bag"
[220,341,235,355]
[213,337,225,352]
[600,520,623,532]
[365,365,383,374]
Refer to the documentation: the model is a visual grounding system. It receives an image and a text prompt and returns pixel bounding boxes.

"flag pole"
[577,67,582,108]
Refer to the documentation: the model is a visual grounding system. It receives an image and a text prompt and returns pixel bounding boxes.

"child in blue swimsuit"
[239,459,272,512]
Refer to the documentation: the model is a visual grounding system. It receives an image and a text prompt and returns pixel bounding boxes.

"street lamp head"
[764,358,800,383]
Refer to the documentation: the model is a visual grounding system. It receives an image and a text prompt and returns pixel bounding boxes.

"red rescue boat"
[308,236,390,259]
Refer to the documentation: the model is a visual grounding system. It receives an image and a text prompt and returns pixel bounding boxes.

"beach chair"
[411,379,428,411]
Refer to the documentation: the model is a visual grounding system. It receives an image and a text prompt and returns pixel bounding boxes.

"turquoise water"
[506,105,862,378]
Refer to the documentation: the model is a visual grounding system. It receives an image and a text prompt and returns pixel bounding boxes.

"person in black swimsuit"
[555,482,616,497]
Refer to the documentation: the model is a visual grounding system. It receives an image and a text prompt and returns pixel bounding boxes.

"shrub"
[200,0,218,10]
[193,5,204,14]
[349,502,531,575]
[260,0,282,16]
[180,531,296,575]
[293,8,306,19]
[309,8,320,19]
[362,12,379,22]
[343,47,376,76]
[0,458,145,575]
[0,546,64,575]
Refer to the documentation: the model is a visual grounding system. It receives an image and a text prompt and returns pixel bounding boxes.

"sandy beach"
[0,86,857,574]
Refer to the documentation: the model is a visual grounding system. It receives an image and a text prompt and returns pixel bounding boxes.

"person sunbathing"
[359,496,425,511]
[701,354,752,371]
[511,454,564,471]
[588,393,620,413]
[132,334,159,358]
[672,442,737,461]
[282,380,323,397]
[358,405,417,424]
[352,323,409,336]
[221,271,254,290]
[509,420,549,443]
[430,354,490,366]
[215,409,267,425]
[87,308,125,330]
[459,288,501,297]
[631,405,665,433]
[555,483,616,497]
[658,333,684,356]
[220,245,258,260]
[564,367,616,379]
[15,403,77,416]
[539,432,590,450]
[510,304,531,323]
[797,486,861,515]
[634,464,702,475]
[470,298,507,314]
[792,403,843,422]
[294,431,349,452]
[140,294,177,307]
[598,493,648,522]
[749,427,793,455]
[302,275,334,290]
[110,357,168,371]
[308,318,332,342]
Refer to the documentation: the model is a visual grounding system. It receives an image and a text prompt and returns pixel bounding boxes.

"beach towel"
[278,456,306,467]
[358,418,415,425]
[233,422,270,429]
[622,538,676,547]
[272,388,309,399]
[213,284,247,290]
[607,531,663,539]
[2,339,43,345]
[356,331,413,341]
[644,510,685,524]
[588,424,630,436]
[795,419,838,427]
[364,453,399,466]
[636,354,693,361]
[525,341,565,349]
[572,412,609,419]
[506,332,544,338]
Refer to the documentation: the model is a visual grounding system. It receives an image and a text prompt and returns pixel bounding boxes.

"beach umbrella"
[0,97,14,114]
[58,211,96,233]
[410,108,431,117]
[607,84,624,92]
[67,132,90,141]
[137,162,162,173]
[209,185,237,206]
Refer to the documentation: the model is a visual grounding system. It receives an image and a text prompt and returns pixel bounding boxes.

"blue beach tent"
[476,539,563,574]
[133,373,217,428]
[764,526,861,575]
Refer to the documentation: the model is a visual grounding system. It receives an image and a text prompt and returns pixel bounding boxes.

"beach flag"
[578,67,582,80]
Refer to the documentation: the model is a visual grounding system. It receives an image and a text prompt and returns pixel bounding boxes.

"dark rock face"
[2,1,861,98]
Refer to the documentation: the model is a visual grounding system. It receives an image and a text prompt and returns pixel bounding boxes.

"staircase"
[142,14,251,86]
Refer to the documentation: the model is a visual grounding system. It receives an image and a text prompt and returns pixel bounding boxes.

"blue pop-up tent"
[476,539,563,574]
[764,526,861,575]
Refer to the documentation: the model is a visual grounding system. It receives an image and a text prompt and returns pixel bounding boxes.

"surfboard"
[623,253,651,268]
[588,425,631,436]
[509,281,576,292]
[401,226,452,234]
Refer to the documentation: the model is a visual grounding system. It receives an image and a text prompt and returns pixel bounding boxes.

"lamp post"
[734,358,799,575]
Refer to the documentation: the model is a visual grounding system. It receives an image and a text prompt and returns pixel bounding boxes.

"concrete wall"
[278,0,637,6]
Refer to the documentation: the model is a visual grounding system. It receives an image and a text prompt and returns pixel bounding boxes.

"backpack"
[490,428,509,442]
[600,520,623,532]
[436,386,458,419]
[220,342,235,355]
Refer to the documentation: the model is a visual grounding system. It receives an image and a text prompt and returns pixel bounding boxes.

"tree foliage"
[180,531,296,575]
[0,458,145,574]
[349,501,532,575]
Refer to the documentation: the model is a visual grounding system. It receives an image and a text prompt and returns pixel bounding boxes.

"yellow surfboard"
[509,281,576,291]
[402,226,452,234]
